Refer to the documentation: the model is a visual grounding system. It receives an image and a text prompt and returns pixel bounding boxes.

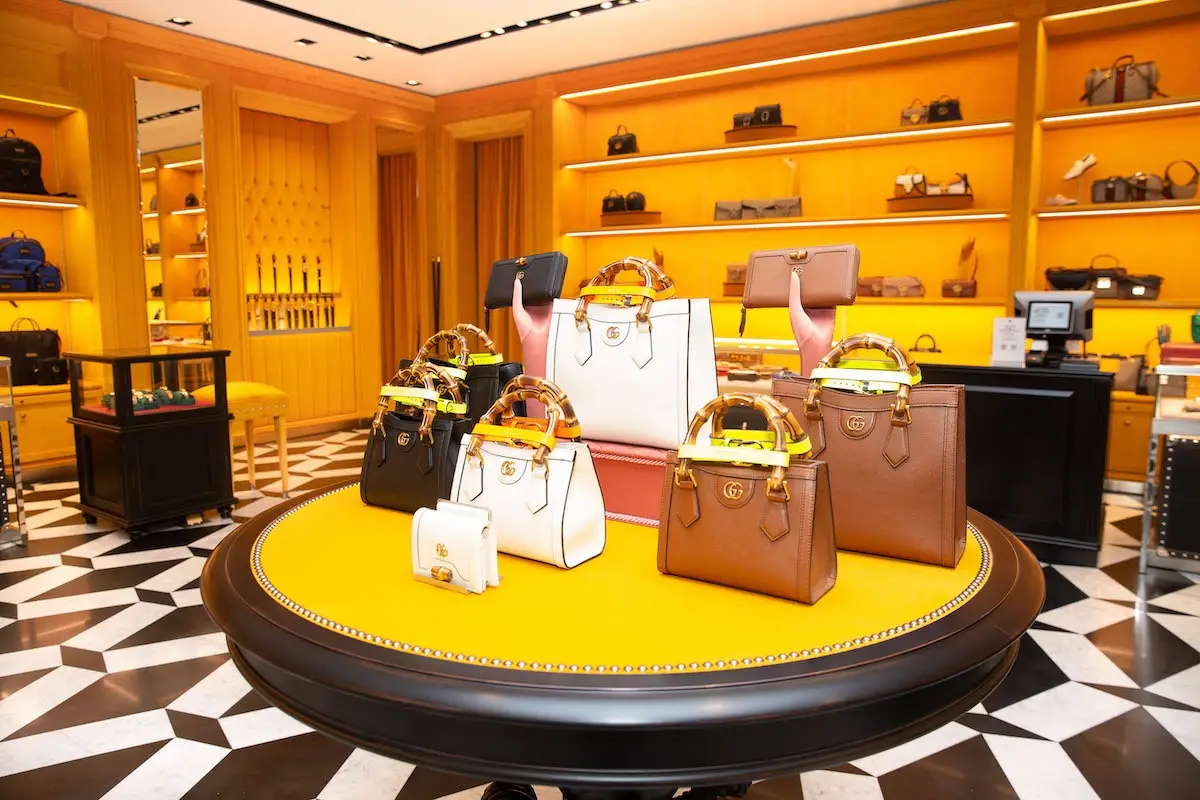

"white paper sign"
[991,317,1027,367]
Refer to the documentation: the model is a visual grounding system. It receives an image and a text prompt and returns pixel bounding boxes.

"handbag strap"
[1165,160,1199,186]
[8,229,26,238]
[605,189,622,198]
[908,98,925,107]
[498,377,582,439]
[414,329,470,369]
[1,129,14,138]
[574,256,674,327]
[451,322,502,365]
[934,94,956,102]
[614,125,628,135]
[10,317,40,332]
[468,386,570,467]
[804,333,921,425]
[373,367,438,441]
[915,333,939,351]
[960,238,978,280]
[1089,253,1121,269]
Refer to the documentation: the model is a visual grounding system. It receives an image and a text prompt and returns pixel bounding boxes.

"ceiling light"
[540,18,551,24]
[619,0,630,4]
[355,55,372,61]
[516,21,528,27]
[601,1,614,7]
[365,36,378,43]
[295,38,316,46]
[167,17,192,26]
[481,31,492,38]
[1044,0,1167,22]
[385,40,397,48]
[561,21,1015,100]
[570,10,582,17]
[494,27,505,34]
[406,79,421,86]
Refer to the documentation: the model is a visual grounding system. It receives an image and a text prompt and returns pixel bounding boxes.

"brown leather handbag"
[942,238,978,298]
[772,334,966,567]
[738,245,860,335]
[657,393,837,604]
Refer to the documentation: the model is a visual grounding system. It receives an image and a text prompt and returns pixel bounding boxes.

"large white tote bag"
[545,258,718,450]
[449,382,605,569]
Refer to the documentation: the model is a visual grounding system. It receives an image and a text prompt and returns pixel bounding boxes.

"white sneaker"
[1045,194,1079,206]
[1063,153,1097,181]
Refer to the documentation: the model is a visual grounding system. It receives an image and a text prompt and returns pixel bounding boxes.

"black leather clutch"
[732,113,754,128]
[484,251,568,310]
[752,104,783,125]
[602,190,626,213]
[359,410,471,513]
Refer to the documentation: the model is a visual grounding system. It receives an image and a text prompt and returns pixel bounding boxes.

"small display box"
[65,348,235,533]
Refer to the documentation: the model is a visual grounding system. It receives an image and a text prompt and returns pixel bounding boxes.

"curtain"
[474,136,525,360]
[379,152,421,380]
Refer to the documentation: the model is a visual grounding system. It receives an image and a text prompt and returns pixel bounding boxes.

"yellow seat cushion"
[194,382,289,419]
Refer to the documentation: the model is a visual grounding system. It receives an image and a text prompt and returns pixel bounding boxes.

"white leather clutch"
[411,501,500,594]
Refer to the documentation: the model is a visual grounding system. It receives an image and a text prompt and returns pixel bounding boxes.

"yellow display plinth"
[253,485,990,675]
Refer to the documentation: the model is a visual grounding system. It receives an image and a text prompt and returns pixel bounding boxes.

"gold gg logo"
[606,326,620,340]
[501,461,516,476]
[846,415,867,432]
[435,543,448,558]
[723,481,745,500]
[397,431,411,446]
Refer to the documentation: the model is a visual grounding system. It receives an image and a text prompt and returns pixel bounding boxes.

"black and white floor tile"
[1,432,1199,799]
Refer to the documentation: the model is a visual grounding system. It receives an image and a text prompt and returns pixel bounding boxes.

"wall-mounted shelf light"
[163,158,204,170]
[564,210,1009,238]
[1037,201,1200,219]
[174,252,208,259]
[1043,0,1169,23]
[171,207,206,216]
[0,192,82,210]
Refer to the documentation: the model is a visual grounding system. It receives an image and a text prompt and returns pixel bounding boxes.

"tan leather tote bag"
[658,393,837,604]
[772,334,966,567]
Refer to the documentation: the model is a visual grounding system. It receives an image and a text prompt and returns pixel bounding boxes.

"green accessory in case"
[1192,310,1200,344]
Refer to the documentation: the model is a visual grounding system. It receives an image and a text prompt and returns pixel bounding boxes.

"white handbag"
[449,381,605,569]
[411,501,500,594]
[545,257,718,450]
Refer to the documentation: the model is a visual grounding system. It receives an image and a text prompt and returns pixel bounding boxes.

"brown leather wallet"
[772,333,966,568]
[739,245,860,335]
[657,393,837,604]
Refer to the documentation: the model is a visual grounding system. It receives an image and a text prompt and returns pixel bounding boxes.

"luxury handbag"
[741,197,801,219]
[602,190,626,214]
[405,325,524,423]
[1088,254,1127,298]
[752,104,783,126]
[0,230,46,274]
[360,366,472,513]
[912,334,942,353]
[0,129,48,195]
[192,266,210,297]
[34,357,67,386]
[144,239,160,256]
[0,318,62,386]
[184,192,200,208]
[714,201,742,221]
[942,238,978,298]
[900,98,928,126]
[732,112,754,128]
[1082,55,1162,105]
[0,270,33,292]
[739,245,860,335]
[858,276,885,297]
[484,251,568,326]
[927,173,971,196]
[929,95,963,122]
[1164,160,1199,199]
[449,381,606,568]
[607,125,638,157]
[895,167,927,197]
[625,191,647,212]
[1045,267,1093,291]
[1119,274,1164,300]
[34,263,62,292]
[882,276,925,297]
[1128,171,1164,202]
[546,256,718,449]
[774,335,965,566]
[411,501,499,594]
[1091,175,1130,203]
[1111,354,1146,393]
[658,393,837,604]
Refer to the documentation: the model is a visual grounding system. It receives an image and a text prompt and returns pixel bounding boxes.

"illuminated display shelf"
[562,120,1014,172]
[1093,299,1200,310]
[1036,200,1200,219]
[1041,95,1200,129]
[0,292,91,301]
[563,209,1009,237]
[0,191,83,210]
[171,207,206,216]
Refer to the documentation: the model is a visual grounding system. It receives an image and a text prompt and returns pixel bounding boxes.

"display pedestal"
[588,440,668,526]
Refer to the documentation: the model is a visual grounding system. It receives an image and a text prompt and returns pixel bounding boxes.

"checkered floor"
[1,431,1199,799]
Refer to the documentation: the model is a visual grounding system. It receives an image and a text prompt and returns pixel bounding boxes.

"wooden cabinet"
[1106,391,1154,484]
[2,384,100,466]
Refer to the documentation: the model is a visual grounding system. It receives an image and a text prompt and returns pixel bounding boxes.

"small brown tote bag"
[658,393,837,604]
[772,334,966,567]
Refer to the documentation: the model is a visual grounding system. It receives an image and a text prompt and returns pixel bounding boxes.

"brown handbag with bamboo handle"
[658,393,837,604]
[772,334,966,567]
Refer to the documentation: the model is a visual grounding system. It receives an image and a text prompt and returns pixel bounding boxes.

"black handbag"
[732,113,754,128]
[401,326,524,423]
[602,190,626,214]
[1164,160,1199,199]
[1045,267,1093,291]
[0,129,48,195]
[1119,274,1164,300]
[751,104,783,126]
[34,357,67,385]
[483,251,568,326]
[625,191,646,211]
[360,369,472,513]
[0,318,61,385]
[929,96,963,122]
[607,125,638,156]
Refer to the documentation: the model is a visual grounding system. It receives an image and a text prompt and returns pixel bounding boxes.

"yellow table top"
[253,485,990,675]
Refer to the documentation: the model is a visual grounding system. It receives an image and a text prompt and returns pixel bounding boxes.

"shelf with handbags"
[599,189,661,227]
[1044,254,1168,302]
[0,127,83,209]
[890,165,973,212]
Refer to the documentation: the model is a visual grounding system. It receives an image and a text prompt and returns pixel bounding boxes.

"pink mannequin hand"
[511,277,552,378]
[789,270,836,377]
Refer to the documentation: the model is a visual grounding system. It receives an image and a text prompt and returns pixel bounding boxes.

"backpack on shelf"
[0,129,48,195]
[0,231,46,273]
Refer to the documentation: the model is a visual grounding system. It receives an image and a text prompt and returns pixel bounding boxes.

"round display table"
[202,482,1044,799]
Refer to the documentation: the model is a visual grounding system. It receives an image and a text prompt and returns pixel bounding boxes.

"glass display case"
[64,348,234,533]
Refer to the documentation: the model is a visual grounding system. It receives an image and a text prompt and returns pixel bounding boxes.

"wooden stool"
[194,382,290,498]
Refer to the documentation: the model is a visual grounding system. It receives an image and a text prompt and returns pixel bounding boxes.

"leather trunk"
[359,412,471,513]
[772,377,967,567]
[741,245,860,309]
[657,453,837,604]
[588,440,669,525]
